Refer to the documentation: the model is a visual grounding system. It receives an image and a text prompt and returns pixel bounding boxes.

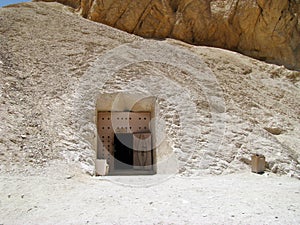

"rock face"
[1,2,300,178]
[36,0,300,70]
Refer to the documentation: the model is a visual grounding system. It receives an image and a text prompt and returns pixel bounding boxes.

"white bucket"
[95,159,109,176]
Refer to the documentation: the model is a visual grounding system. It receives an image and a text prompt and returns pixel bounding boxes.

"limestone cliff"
[35,0,300,70]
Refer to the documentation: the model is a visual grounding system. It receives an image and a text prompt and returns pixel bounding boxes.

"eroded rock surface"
[35,0,300,70]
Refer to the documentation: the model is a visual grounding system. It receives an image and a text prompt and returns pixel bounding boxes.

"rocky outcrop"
[35,0,81,9]
[35,0,300,70]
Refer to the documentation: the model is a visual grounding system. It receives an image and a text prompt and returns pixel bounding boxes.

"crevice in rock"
[132,0,152,34]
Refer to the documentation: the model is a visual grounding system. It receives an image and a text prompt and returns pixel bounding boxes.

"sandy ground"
[0,168,300,225]
[0,171,300,224]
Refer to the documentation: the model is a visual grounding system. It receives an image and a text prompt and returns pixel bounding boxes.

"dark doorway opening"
[114,133,133,170]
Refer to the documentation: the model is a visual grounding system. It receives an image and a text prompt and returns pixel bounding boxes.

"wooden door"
[133,133,152,170]
[98,112,152,172]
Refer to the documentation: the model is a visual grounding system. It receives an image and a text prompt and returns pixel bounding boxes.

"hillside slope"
[0,2,299,177]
